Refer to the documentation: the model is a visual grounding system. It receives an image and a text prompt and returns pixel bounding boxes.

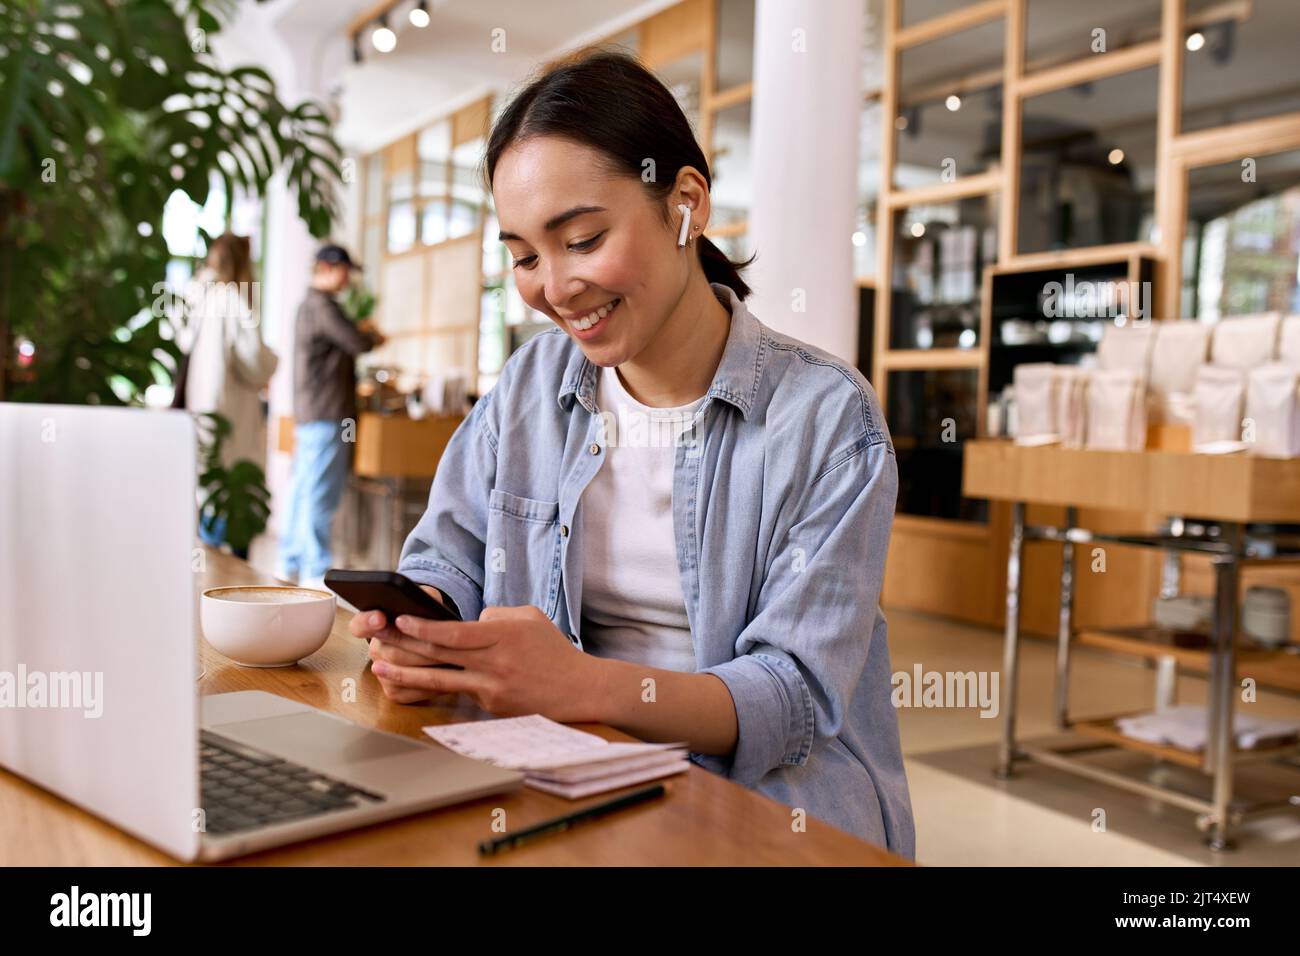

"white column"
[746,0,864,363]
[261,173,317,536]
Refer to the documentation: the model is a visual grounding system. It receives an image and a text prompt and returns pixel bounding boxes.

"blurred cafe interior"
[8,0,1300,867]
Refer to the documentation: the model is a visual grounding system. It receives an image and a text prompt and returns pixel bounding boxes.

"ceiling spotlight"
[1185,31,1205,52]
[372,16,397,53]
[410,0,430,28]
[1209,20,1236,65]
[910,222,926,238]
[945,94,962,112]
[1107,148,1125,165]
[895,114,908,131]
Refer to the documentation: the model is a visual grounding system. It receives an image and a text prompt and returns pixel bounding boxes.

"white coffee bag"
[1054,366,1090,448]
[1279,314,1300,369]
[1245,363,1300,458]
[1012,363,1059,444]
[1210,312,1281,370]
[1192,366,1247,449]
[1097,323,1156,376]
[1086,368,1147,451]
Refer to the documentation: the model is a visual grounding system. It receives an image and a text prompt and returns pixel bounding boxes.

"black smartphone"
[323,569,461,623]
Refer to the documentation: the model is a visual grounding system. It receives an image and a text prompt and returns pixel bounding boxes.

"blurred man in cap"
[277,244,385,587]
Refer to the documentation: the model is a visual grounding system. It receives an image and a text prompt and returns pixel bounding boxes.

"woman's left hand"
[368,605,603,722]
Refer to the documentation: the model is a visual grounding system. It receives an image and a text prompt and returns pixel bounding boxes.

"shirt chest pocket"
[484,488,563,616]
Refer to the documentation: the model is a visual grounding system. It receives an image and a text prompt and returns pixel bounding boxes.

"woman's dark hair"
[485,50,753,299]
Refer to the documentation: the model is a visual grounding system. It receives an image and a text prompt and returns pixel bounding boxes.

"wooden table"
[963,440,1300,851]
[0,549,906,866]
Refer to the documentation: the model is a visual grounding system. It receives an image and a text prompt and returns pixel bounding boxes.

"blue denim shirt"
[398,283,915,856]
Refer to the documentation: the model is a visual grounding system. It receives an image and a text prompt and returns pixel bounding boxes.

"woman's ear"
[669,166,711,243]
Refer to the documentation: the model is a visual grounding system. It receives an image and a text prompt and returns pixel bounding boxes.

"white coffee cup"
[201,586,336,667]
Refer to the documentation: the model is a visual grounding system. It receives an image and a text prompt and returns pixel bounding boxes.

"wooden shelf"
[1074,627,1300,694]
[1072,716,1204,769]
[1073,714,1300,770]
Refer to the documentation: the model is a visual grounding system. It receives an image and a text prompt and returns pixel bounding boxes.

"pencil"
[478,783,668,855]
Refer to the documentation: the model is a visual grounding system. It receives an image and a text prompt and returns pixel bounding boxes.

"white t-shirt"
[579,365,705,672]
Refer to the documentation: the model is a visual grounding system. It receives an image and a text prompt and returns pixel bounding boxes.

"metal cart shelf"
[963,441,1300,850]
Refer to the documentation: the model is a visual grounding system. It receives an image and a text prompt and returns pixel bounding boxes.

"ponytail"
[696,234,752,300]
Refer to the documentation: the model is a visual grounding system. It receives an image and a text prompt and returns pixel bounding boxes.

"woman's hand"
[366,605,603,722]
[366,639,443,705]
[348,587,455,704]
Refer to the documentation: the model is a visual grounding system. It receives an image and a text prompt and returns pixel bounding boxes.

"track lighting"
[372,14,397,53]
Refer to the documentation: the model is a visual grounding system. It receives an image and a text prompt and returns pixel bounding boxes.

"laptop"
[0,403,522,862]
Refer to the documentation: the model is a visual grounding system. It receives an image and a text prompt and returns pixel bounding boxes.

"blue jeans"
[278,420,350,579]
[199,513,249,560]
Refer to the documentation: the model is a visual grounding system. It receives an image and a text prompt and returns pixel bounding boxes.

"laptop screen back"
[0,404,201,861]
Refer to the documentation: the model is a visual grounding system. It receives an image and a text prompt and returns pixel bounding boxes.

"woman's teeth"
[570,298,619,331]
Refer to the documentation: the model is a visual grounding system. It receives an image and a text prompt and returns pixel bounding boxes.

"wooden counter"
[964,440,1300,522]
[276,412,464,479]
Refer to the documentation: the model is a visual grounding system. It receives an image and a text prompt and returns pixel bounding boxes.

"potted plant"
[1,0,343,548]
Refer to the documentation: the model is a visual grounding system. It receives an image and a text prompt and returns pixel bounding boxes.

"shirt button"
[560,524,569,537]
[589,443,601,455]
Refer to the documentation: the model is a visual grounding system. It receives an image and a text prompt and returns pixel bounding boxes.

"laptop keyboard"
[200,730,386,836]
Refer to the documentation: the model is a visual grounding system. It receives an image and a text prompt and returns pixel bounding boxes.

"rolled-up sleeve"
[696,435,897,785]
[396,391,499,621]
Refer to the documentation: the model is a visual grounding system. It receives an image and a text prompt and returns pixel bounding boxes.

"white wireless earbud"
[676,203,691,247]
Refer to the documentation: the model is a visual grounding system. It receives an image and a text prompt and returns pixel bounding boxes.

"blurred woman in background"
[182,232,278,556]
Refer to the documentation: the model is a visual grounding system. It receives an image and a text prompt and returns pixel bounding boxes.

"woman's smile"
[564,296,620,339]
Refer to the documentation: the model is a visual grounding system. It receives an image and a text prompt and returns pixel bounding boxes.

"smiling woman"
[351,51,915,856]
[484,52,751,407]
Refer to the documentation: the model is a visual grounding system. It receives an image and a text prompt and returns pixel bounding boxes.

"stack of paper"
[1116,705,1300,752]
[423,714,689,799]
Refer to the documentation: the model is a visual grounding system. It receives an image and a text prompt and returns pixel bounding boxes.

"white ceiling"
[218,0,675,152]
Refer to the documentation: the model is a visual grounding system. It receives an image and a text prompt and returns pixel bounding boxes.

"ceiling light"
[1185,31,1205,52]
[372,16,397,53]
[945,94,961,112]
[1209,20,1236,65]
[910,222,926,238]
[410,1,430,28]
[1107,148,1125,165]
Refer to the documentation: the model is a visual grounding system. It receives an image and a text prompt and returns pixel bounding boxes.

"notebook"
[423,714,689,799]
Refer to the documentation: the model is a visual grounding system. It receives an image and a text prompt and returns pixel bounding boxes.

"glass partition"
[1017,67,1159,254]
[891,195,998,349]
[716,0,755,90]
[1024,0,1162,67]
[1182,0,1300,134]
[710,100,752,229]
[887,368,987,522]
[1181,149,1300,320]
[895,17,1004,188]
[901,1,980,28]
